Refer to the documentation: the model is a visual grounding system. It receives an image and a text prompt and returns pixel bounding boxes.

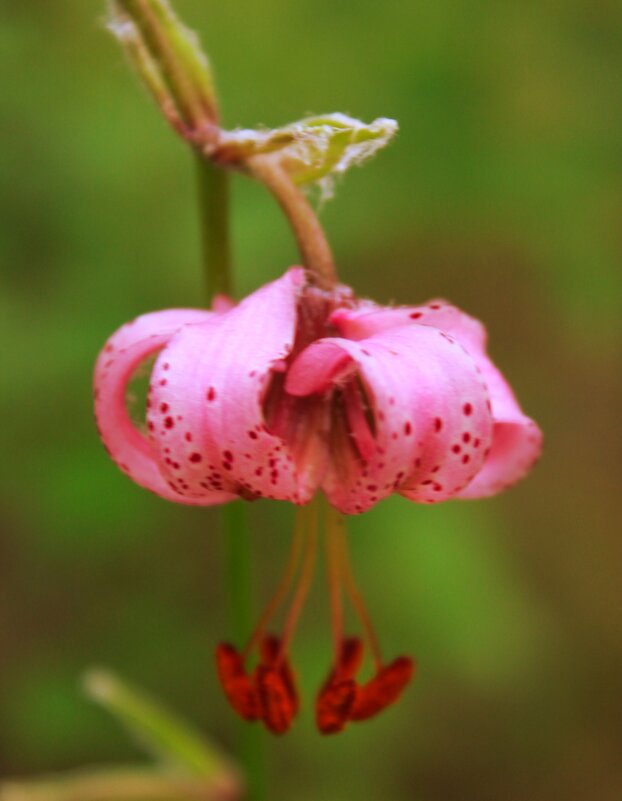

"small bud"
[107,0,219,146]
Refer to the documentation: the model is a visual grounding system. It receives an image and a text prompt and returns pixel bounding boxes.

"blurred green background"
[2,1,621,799]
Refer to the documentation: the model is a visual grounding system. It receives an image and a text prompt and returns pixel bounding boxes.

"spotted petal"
[147,268,322,503]
[94,309,234,505]
[331,301,542,499]
[286,324,493,514]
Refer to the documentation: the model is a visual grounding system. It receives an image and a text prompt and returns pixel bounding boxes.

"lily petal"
[286,324,493,513]
[331,302,542,499]
[147,268,321,503]
[94,309,234,505]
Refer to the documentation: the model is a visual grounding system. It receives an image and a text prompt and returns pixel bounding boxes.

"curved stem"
[247,155,338,290]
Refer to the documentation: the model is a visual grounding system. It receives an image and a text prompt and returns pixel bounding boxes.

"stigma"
[215,497,415,735]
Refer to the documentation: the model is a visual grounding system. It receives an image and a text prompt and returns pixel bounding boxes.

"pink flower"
[94,267,542,734]
[94,267,541,512]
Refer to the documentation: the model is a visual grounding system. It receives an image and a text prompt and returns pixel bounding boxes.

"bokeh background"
[2,1,621,799]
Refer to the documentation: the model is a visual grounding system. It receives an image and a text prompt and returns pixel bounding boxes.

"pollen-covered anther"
[316,638,414,733]
[214,642,261,721]
[350,655,416,721]
[316,677,358,735]
[316,636,364,734]
[254,635,299,735]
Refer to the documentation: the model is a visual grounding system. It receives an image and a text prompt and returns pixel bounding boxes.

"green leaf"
[83,669,239,786]
[217,113,398,196]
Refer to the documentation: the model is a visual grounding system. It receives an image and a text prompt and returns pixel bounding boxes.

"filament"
[325,498,345,657]
[278,499,319,661]
[242,506,306,661]
[335,510,383,671]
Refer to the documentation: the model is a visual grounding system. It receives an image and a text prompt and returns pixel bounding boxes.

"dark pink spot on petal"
[463,403,473,416]
[189,452,203,463]
[207,387,216,402]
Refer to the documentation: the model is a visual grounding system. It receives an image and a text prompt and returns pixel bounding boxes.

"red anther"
[351,656,416,722]
[260,634,300,716]
[335,636,364,680]
[259,634,281,665]
[214,643,261,721]
[316,678,358,735]
[255,664,297,735]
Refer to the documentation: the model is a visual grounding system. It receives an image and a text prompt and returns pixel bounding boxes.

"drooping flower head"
[94,267,542,734]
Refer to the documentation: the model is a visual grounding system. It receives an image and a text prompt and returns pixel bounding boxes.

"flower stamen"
[316,502,415,734]
[333,505,383,671]
[241,507,306,661]
[277,500,319,662]
[216,500,320,734]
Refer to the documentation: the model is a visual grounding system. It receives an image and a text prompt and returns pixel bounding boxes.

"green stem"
[194,155,266,801]
[195,155,232,300]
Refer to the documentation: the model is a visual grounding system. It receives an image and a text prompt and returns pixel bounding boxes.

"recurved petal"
[332,301,542,498]
[148,268,319,503]
[330,300,486,350]
[94,309,233,505]
[455,363,543,498]
[286,324,493,513]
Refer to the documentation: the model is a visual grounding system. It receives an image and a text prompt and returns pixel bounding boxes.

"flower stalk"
[247,155,337,289]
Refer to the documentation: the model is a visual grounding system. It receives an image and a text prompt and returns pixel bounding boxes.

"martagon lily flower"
[94,266,542,735]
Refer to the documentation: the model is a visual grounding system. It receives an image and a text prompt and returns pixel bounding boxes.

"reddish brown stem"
[247,155,338,290]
